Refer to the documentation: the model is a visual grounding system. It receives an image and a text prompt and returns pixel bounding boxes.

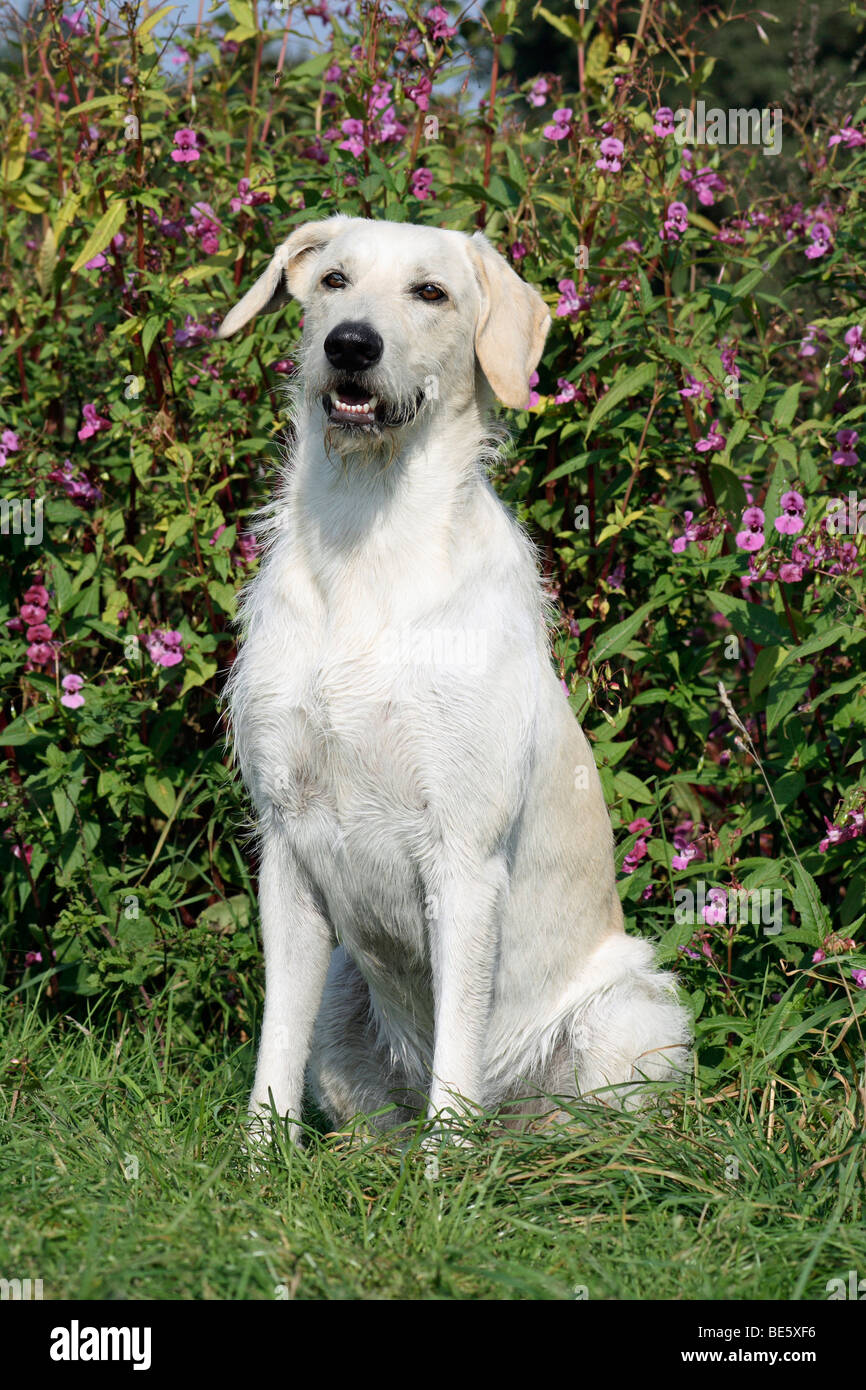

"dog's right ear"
[217,217,348,339]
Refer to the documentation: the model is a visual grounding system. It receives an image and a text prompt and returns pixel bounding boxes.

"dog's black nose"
[323,321,384,372]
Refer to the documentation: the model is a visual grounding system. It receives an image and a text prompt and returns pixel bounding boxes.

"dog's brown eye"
[414,284,446,302]
[322,271,347,289]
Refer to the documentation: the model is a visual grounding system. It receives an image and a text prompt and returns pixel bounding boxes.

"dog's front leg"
[426,857,507,1131]
[248,830,333,1144]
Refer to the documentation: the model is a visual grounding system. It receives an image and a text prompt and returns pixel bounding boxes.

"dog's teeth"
[367,396,378,409]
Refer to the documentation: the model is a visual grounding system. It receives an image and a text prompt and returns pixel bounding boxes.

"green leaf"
[771,382,802,429]
[589,597,663,666]
[145,774,176,818]
[584,362,657,438]
[765,666,812,734]
[789,862,831,941]
[70,200,126,276]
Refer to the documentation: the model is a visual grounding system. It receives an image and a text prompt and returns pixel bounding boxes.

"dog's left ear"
[217,217,349,339]
[467,231,551,409]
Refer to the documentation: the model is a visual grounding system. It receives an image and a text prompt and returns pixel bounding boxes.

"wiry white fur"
[221,217,691,1140]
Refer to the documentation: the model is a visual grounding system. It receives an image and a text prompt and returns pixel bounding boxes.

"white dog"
[218,216,691,1139]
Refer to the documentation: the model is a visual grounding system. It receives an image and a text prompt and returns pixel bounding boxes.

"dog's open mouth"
[323,381,381,428]
[322,380,424,431]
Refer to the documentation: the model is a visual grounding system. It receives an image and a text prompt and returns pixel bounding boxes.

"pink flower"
[779,561,805,583]
[424,5,457,41]
[702,888,727,926]
[410,167,434,201]
[26,624,53,642]
[27,641,55,667]
[61,8,88,35]
[852,969,866,989]
[804,220,833,259]
[185,202,221,255]
[695,424,726,454]
[812,948,826,963]
[229,178,271,214]
[60,673,85,709]
[679,374,712,401]
[736,505,765,552]
[774,490,805,535]
[2,429,20,454]
[661,200,689,242]
[338,117,366,158]
[525,370,541,410]
[528,78,550,108]
[653,106,675,138]
[145,630,184,668]
[628,818,653,835]
[554,377,577,404]
[543,108,573,141]
[20,603,47,625]
[510,241,528,261]
[833,428,859,467]
[171,128,200,163]
[555,277,592,318]
[843,325,865,365]
[622,835,649,874]
[595,136,624,173]
[672,845,696,871]
[406,75,432,110]
[236,532,258,565]
[24,950,42,965]
[78,403,110,440]
[828,126,865,148]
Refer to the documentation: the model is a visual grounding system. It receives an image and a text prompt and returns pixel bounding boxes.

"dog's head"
[217,216,549,451]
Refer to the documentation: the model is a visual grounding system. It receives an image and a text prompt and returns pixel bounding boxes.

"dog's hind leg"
[557,934,693,1110]
[308,947,426,1133]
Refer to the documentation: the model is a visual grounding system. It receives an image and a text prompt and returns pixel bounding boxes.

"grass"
[1,988,864,1302]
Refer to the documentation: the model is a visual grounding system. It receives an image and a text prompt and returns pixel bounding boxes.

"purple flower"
[695,424,726,455]
[171,128,200,163]
[774,490,805,535]
[736,505,765,552]
[555,277,592,318]
[510,241,528,261]
[661,200,689,242]
[595,136,624,173]
[229,178,271,214]
[779,561,805,583]
[622,834,649,875]
[843,325,865,365]
[554,377,577,404]
[528,78,550,108]
[543,108,573,141]
[145,630,184,668]
[653,106,675,138]
[852,968,866,989]
[804,220,833,259]
[406,75,432,111]
[702,888,727,926]
[61,8,88,35]
[410,167,434,201]
[833,428,859,467]
[424,5,458,41]
[338,117,366,158]
[672,845,697,871]
[679,374,712,401]
[185,202,221,255]
[60,673,85,709]
[25,950,43,966]
[828,126,865,149]
[77,403,110,441]
[525,370,541,410]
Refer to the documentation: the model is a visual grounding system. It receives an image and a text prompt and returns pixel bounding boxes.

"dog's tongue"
[329,387,379,424]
